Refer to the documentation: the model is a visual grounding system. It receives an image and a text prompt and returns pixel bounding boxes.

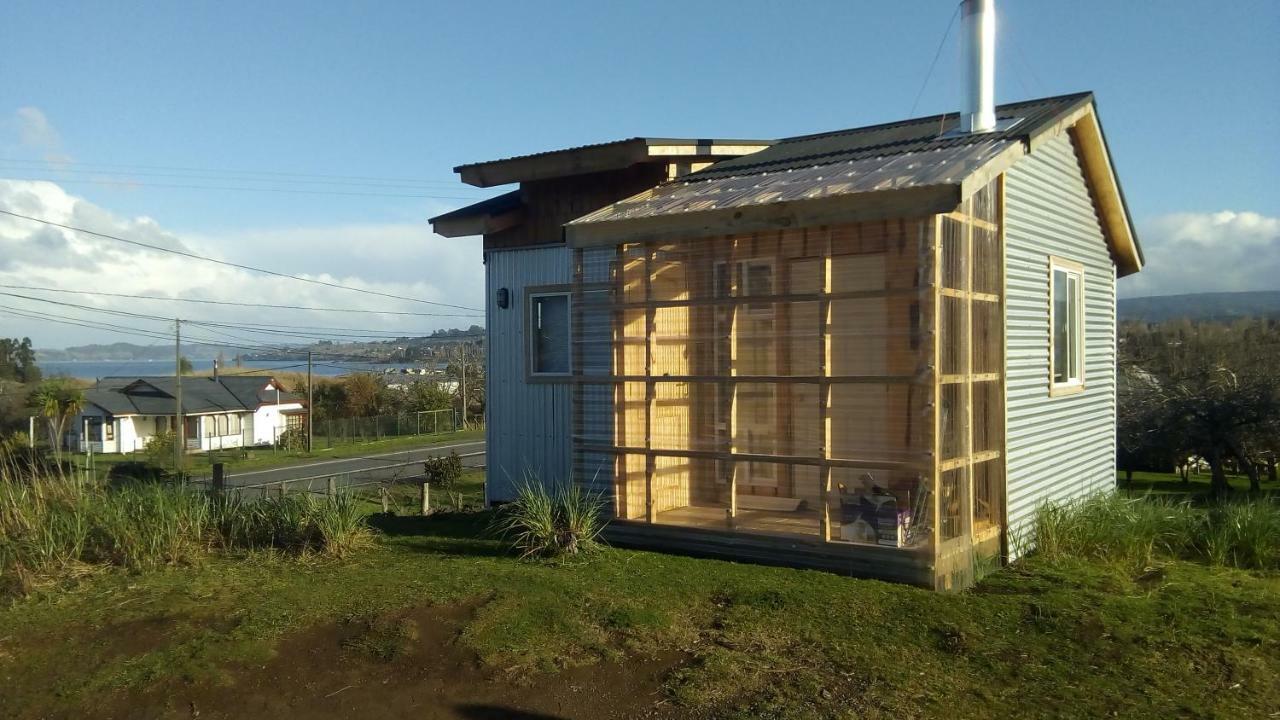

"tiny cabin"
[431,7,1143,589]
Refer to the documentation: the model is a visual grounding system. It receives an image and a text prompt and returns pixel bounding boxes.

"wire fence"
[186,450,487,514]
[314,409,459,448]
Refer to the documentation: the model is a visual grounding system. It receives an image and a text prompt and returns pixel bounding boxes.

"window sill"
[528,373,573,384]
[1049,381,1085,397]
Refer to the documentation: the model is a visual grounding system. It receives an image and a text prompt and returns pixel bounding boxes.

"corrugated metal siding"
[1004,132,1117,552]
[485,245,573,503]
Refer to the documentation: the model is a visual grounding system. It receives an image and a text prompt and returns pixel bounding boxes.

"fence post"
[278,481,288,498]
[212,462,225,494]
[380,486,389,514]
[327,476,336,496]
[420,481,430,515]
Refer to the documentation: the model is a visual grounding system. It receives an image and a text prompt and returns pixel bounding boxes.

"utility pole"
[306,351,314,452]
[458,344,466,430]
[174,318,184,472]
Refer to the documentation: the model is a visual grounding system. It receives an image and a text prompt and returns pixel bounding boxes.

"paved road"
[209,438,486,493]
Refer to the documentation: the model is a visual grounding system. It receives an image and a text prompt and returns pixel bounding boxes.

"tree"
[446,343,485,425]
[0,337,41,383]
[1120,319,1280,496]
[178,356,194,375]
[28,379,85,458]
[343,373,381,417]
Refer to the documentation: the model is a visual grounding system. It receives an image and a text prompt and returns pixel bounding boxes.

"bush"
[423,451,464,510]
[1031,492,1280,570]
[492,477,606,559]
[107,461,171,487]
[144,431,176,467]
[276,426,308,452]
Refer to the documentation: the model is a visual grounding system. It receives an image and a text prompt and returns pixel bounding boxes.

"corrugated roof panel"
[569,140,1013,226]
[691,93,1091,181]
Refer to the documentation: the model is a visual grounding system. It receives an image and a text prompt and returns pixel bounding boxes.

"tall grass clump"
[1,460,374,597]
[492,477,606,559]
[1032,492,1280,570]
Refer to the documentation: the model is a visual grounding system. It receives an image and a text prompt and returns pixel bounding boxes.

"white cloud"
[1121,210,1280,298]
[12,107,71,164]
[0,179,484,349]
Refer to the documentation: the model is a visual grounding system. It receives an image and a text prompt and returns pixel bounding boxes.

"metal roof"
[568,139,1012,225]
[84,376,300,417]
[453,137,771,174]
[453,137,773,187]
[687,93,1092,181]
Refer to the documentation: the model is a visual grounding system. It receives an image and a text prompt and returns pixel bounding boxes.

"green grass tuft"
[1031,492,1280,570]
[491,476,607,559]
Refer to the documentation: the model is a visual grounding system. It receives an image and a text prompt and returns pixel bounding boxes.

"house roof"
[566,92,1143,276]
[84,376,301,417]
[453,137,773,188]
[429,190,524,238]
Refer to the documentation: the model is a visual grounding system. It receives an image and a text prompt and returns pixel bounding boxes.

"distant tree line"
[1118,317,1280,495]
[304,344,485,424]
[0,338,40,384]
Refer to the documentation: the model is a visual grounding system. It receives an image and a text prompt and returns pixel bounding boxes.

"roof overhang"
[1064,105,1144,276]
[429,190,524,238]
[454,138,772,188]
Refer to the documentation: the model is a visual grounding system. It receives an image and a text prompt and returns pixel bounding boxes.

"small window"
[1050,258,1084,392]
[529,292,571,376]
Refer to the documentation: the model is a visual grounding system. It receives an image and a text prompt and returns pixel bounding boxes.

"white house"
[72,375,305,454]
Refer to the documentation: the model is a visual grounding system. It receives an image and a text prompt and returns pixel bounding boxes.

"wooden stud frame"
[572,209,1010,587]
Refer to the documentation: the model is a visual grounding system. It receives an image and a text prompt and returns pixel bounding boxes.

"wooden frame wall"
[569,185,1007,589]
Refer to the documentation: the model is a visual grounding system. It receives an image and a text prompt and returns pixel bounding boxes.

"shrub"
[423,451,464,510]
[1031,492,1280,571]
[492,477,606,559]
[276,426,308,452]
[106,461,171,487]
[144,431,176,467]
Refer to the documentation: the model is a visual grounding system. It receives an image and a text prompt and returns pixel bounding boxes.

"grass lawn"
[80,428,484,479]
[2,501,1276,718]
[1118,469,1280,496]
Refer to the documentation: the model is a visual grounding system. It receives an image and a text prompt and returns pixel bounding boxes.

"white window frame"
[1048,256,1085,396]
[527,289,572,380]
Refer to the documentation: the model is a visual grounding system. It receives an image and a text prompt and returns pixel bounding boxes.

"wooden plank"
[940,451,1000,472]
[941,373,1001,385]
[998,172,1011,559]
[644,245,656,523]
[819,228,832,542]
[931,214,943,581]
[563,374,924,385]
[943,211,999,232]
[575,444,928,472]
[612,285,925,310]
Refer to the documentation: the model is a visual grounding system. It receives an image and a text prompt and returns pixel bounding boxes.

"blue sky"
[1,0,1278,346]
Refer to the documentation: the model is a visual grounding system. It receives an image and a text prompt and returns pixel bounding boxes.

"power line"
[0,156,466,187]
[0,162,472,191]
[908,1,961,119]
[2,175,483,200]
[0,209,483,311]
[0,297,375,359]
[0,284,483,318]
[0,290,479,341]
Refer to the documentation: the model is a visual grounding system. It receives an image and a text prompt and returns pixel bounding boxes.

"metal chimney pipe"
[960,0,997,133]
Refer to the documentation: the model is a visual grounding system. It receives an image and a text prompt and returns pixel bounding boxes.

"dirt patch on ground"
[88,602,687,720]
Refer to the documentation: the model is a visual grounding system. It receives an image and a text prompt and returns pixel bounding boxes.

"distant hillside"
[37,342,237,362]
[1119,291,1280,323]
